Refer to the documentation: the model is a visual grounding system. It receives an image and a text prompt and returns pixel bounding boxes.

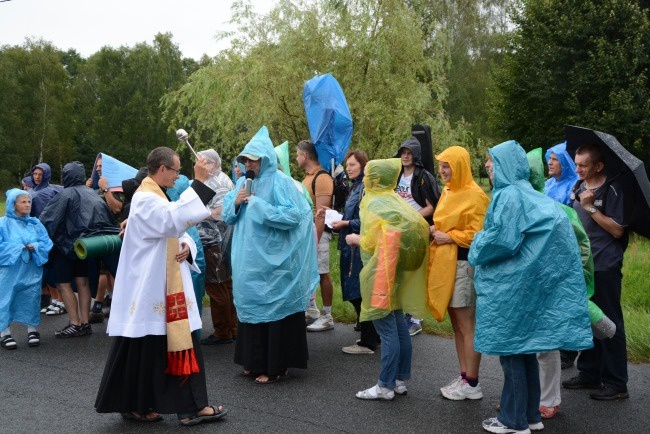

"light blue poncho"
[0,189,53,330]
[469,140,593,355]
[544,141,579,206]
[223,127,319,324]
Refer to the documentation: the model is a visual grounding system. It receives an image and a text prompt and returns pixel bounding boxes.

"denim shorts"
[448,260,476,308]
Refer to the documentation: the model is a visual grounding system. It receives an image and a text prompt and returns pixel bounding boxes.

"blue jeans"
[372,310,412,389]
[498,354,542,430]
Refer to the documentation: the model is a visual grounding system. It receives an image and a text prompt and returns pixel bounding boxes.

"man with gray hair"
[196,149,238,345]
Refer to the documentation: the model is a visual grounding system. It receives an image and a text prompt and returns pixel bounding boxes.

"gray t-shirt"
[571,180,626,271]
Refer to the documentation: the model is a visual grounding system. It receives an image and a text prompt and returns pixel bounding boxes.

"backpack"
[312,169,350,212]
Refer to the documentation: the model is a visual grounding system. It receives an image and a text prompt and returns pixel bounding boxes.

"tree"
[491,0,650,165]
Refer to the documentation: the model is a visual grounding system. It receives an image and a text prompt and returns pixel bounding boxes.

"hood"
[231,157,245,183]
[364,158,402,192]
[198,149,222,173]
[22,176,34,189]
[5,188,31,218]
[62,161,87,188]
[527,148,546,193]
[489,140,530,190]
[545,141,577,183]
[394,137,423,167]
[31,163,53,191]
[435,146,474,191]
[166,175,191,201]
[236,126,277,179]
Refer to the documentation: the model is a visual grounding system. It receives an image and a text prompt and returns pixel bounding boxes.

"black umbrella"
[565,125,650,238]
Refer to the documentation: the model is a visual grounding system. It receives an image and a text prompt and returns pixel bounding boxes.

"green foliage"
[491,0,650,166]
[162,0,470,166]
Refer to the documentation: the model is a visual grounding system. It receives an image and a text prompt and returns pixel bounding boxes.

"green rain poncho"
[358,158,429,322]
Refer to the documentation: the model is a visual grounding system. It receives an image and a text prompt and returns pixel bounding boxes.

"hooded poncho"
[28,163,62,217]
[468,140,593,355]
[0,189,53,330]
[544,141,579,206]
[223,126,319,324]
[427,146,489,321]
[358,158,430,322]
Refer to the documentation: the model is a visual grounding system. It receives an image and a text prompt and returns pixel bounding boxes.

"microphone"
[245,170,255,196]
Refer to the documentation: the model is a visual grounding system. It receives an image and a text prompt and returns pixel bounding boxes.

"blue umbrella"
[303,73,353,173]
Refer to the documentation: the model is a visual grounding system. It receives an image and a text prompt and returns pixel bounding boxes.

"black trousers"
[576,268,628,391]
[349,298,380,350]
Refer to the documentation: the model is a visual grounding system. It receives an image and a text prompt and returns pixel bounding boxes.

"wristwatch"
[102,188,109,193]
[587,206,597,215]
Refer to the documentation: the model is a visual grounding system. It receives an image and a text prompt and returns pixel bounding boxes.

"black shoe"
[200,335,233,345]
[561,359,574,370]
[89,311,105,324]
[562,375,602,389]
[55,324,84,338]
[589,384,629,401]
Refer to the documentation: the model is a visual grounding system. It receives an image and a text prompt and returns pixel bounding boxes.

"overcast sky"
[0,0,277,60]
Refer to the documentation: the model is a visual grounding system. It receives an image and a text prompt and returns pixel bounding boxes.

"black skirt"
[95,333,208,415]
[234,311,308,376]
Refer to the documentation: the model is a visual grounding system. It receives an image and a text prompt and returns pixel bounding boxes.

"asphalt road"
[1,311,648,433]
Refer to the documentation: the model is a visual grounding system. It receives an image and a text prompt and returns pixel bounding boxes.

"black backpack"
[312,170,350,212]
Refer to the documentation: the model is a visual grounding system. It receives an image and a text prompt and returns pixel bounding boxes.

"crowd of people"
[0,129,634,432]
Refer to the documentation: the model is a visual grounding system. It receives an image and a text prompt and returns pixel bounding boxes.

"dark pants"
[205,278,237,340]
[349,298,380,350]
[576,268,628,391]
[88,253,119,298]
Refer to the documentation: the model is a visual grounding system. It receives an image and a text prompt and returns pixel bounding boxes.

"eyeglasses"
[164,166,182,175]
[241,157,258,164]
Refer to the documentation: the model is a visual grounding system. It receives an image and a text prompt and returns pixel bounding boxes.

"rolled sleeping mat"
[74,235,122,260]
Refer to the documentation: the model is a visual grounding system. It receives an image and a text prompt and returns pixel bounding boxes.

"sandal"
[254,369,289,384]
[179,405,228,426]
[121,411,163,422]
[241,370,260,378]
[28,331,40,347]
[540,405,560,419]
[1,335,17,350]
[356,384,395,401]
[46,304,66,316]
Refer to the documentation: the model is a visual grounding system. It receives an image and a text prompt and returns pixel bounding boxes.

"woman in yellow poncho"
[427,146,489,401]
[347,158,429,400]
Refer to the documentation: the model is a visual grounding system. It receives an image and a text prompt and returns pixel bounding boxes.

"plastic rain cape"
[527,148,604,325]
[544,142,579,206]
[0,189,53,330]
[468,140,592,355]
[90,153,138,191]
[275,141,313,207]
[303,73,353,173]
[223,126,319,324]
[427,146,489,322]
[358,158,429,322]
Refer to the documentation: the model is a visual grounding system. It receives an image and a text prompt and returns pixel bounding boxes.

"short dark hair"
[297,140,318,162]
[344,149,369,170]
[575,143,603,165]
[147,147,177,175]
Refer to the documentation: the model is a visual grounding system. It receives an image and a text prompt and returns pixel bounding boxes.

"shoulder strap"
[311,169,330,195]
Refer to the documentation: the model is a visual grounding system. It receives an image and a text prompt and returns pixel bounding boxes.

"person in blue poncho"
[28,163,63,218]
[223,126,319,384]
[1,189,53,350]
[544,141,579,206]
[469,140,593,434]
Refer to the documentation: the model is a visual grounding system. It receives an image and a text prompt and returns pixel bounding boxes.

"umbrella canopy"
[303,73,353,173]
[565,125,650,238]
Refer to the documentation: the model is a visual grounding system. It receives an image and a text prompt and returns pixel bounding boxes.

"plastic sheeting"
[469,140,593,355]
[90,153,138,191]
[358,158,429,322]
[223,126,319,324]
[0,189,53,330]
[303,73,353,173]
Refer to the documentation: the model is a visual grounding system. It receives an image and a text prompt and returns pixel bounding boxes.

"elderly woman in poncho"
[0,189,53,350]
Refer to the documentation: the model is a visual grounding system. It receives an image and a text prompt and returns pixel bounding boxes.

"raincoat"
[358,158,429,322]
[167,175,206,315]
[39,162,117,259]
[544,142,578,206]
[427,146,489,321]
[28,163,62,217]
[468,140,592,355]
[223,126,319,324]
[0,189,53,330]
[231,158,245,184]
[338,174,364,301]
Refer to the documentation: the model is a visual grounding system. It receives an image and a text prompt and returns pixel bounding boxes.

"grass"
[323,232,650,363]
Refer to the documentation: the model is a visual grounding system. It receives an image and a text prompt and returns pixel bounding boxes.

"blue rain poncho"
[358,158,430,321]
[28,163,62,217]
[468,140,593,355]
[0,189,53,330]
[223,126,319,324]
[544,142,579,206]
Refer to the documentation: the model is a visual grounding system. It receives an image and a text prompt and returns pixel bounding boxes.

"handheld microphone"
[245,170,255,196]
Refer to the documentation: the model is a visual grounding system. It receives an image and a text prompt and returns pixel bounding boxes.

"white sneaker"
[306,314,334,332]
[342,343,374,354]
[440,376,462,394]
[482,417,531,433]
[305,307,320,325]
[356,384,394,401]
[394,380,407,396]
[441,379,483,400]
[528,421,544,431]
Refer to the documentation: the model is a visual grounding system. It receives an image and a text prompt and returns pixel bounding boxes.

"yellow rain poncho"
[359,158,429,321]
[427,146,490,321]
